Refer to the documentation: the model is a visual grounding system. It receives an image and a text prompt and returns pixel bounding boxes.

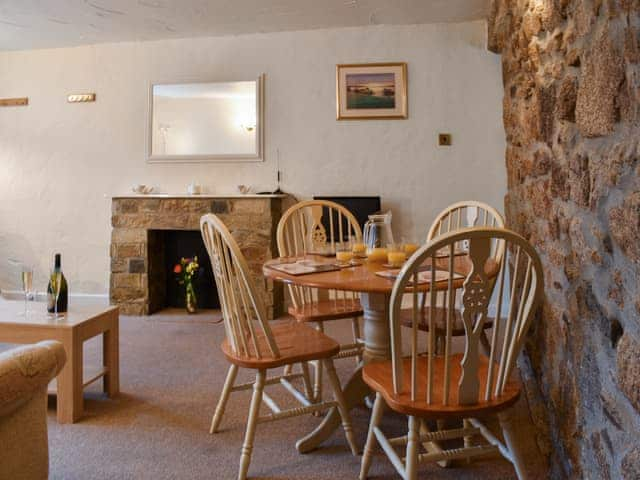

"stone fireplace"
[110,195,285,317]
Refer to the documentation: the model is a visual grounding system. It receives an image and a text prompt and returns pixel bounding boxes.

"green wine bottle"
[47,253,69,313]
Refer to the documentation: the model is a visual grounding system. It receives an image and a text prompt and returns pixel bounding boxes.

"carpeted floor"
[13,309,548,479]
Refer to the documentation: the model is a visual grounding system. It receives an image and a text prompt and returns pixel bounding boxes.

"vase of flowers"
[174,256,200,314]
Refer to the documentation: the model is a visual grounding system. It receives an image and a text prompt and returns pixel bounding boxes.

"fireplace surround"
[110,194,286,316]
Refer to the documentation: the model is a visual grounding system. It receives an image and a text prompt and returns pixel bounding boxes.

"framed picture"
[336,62,407,120]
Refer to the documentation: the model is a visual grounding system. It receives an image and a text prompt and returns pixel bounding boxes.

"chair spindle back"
[277,200,363,308]
[425,201,506,310]
[427,200,506,264]
[390,227,543,406]
[427,200,505,238]
[201,214,279,360]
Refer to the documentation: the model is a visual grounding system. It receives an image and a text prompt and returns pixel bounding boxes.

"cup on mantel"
[132,184,153,194]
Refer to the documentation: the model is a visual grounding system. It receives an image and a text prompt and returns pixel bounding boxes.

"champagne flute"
[50,270,62,318]
[21,265,33,316]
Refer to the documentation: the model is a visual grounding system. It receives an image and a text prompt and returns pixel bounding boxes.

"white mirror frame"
[146,74,264,163]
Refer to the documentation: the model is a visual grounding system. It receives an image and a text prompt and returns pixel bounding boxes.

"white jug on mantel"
[187,180,202,195]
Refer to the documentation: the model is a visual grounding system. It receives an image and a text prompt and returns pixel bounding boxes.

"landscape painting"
[337,63,407,120]
[346,73,396,109]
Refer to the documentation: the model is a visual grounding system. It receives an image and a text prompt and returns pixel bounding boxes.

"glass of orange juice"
[403,240,420,257]
[335,242,353,266]
[352,240,367,258]
[387,243,407,267]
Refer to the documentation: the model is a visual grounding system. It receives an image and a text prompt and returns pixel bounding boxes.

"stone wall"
[488,1,640,478]
[110,196,284,317]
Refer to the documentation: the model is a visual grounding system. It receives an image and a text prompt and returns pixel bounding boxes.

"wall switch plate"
[67,93,96,103]
[438,133,452,146]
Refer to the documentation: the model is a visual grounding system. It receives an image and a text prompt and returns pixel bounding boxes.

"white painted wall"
[0,21,505,295]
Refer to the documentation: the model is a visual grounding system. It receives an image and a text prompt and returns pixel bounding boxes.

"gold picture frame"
[336,62,407,120]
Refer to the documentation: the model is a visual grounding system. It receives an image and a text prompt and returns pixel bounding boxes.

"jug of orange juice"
[363,211,394,262]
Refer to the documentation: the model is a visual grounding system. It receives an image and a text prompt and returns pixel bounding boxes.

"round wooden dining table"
[263,254,474,453]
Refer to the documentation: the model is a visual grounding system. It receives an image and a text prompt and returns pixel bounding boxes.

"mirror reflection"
[149,79,261,161]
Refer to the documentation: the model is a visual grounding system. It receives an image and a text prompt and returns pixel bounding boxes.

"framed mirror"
[147,76,263,162]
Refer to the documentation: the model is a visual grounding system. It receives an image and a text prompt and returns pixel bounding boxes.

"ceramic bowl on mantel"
[132,184,154,194]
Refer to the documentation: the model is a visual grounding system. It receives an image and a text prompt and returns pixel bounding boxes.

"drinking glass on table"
[50,270,63,318]
[20,265,33,316]
[335,241,354,266]
[387,243,407,268]
[351,236,367,259]
[403,239,420,257]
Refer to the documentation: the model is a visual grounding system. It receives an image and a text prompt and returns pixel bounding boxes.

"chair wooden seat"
[362,354,521,419]
[398,308,493,336]
[288,299,363,323]
[222,320,340,369]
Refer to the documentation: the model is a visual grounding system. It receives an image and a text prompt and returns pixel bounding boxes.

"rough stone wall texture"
[110,197,284,318]
[489,1,640,478]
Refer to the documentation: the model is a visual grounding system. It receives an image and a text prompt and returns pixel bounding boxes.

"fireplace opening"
[148,230,220,313]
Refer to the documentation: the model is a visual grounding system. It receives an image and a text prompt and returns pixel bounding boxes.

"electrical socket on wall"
[438,133,452,146]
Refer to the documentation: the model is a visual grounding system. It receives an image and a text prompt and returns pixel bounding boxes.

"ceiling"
[0,0,489,51]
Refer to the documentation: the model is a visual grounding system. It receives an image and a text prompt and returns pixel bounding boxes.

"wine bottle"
[47,253,69,313]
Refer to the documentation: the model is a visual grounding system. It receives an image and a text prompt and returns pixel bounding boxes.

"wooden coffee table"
[0,301,119,423]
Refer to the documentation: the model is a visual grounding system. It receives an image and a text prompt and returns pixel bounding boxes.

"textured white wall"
[0,21,505,295]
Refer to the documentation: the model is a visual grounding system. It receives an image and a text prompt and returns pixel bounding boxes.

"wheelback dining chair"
[400,201,506,356]
[360,226,543,480]
[277,200,364,402]
[200,214,358,480]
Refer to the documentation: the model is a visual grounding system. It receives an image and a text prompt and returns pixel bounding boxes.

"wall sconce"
[240,123,256,132]
[67,93,96,103]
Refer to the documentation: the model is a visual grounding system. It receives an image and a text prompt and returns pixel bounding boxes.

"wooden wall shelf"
[0,97,28,107]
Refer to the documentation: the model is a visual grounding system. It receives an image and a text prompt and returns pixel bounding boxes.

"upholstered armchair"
[0,341,66,480]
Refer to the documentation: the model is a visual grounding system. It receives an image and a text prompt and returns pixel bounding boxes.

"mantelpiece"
[109,195,285,317]
[111,194,286,199]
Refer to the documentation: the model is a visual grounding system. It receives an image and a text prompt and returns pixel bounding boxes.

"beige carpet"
[15,310,547,479]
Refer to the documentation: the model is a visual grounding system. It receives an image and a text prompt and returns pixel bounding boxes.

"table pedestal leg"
[360,292,391,363]
[296,292,390,453]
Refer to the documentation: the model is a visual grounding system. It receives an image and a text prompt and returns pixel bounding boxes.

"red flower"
[173,264,182,274]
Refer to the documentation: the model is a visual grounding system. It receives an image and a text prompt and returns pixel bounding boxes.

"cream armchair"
[0,341,66,480]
